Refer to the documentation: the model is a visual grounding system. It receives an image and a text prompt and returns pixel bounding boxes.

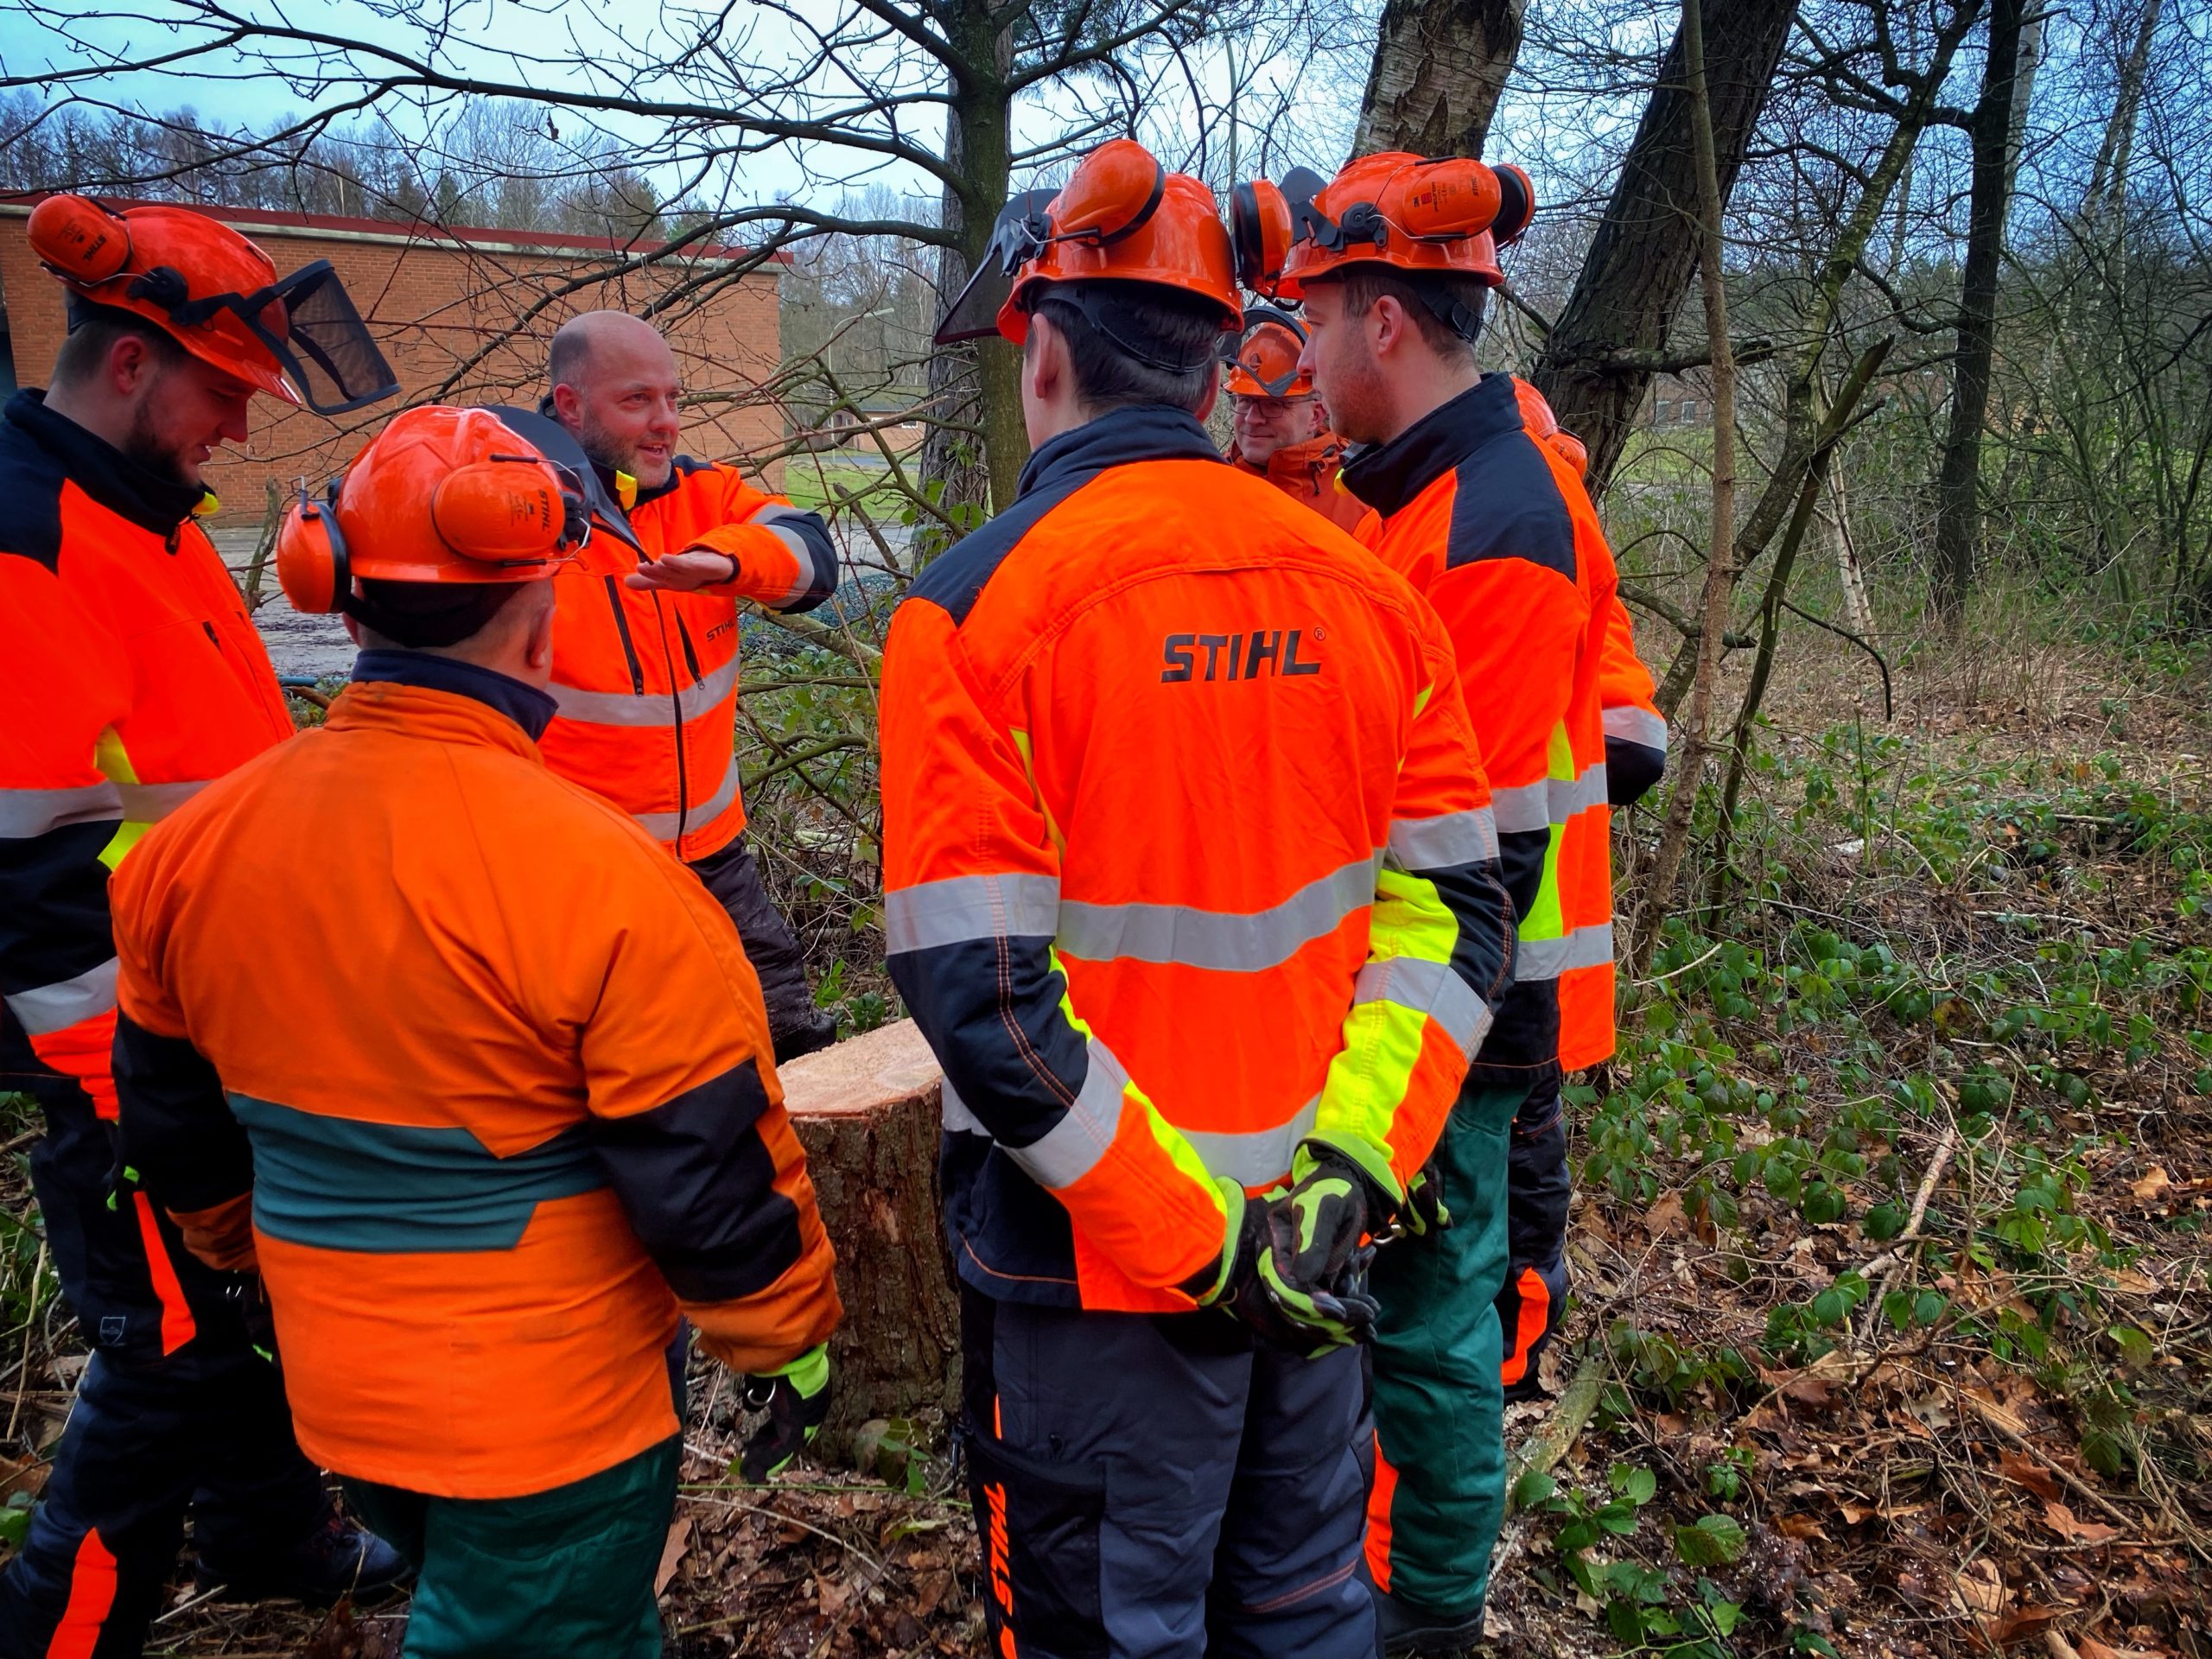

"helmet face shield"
[934,191,1057,345]
[245,263,401,415]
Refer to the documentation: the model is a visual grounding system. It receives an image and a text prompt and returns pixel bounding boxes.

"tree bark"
[1528,0,1797,497]
[779,1020,962,1450]
[1630,0,1738,976]
[1931,0,2028,626]
[1351,0,1525,159]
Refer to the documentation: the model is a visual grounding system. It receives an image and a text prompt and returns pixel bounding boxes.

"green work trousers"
[1366,1077,1528,1619]
[342,1434,680,1659]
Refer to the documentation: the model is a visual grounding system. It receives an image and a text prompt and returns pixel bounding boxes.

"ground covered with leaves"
[3,621,2207,1657]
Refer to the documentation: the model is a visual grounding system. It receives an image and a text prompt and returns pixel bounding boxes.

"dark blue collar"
[1340,374,1522,519]
[351,649,558,741]
[1016,404,1224,499]
[4,389,207,536]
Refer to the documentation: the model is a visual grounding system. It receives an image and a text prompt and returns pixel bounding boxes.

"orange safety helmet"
[1231,153,1534,335]
[935,138,1242,356]
[1512,376,1590,477]
[276,407,590,615]
[27,194,399,415]
[1221,306,1315,398]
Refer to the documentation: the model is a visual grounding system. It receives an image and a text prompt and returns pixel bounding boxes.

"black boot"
[196,1506,411,1603]
[1375,1588,1487,1656]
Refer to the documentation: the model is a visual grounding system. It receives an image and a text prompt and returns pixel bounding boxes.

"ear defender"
[1052,138,1166,245]
[1231,180,1292,296]
[276,484,349,615]
[1393,159,1504,243]
[430,461,571,564]
[1491,164,1535,247]
[26,194,133,285]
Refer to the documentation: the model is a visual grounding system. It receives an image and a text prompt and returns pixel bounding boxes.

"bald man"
[538,311,842,1062]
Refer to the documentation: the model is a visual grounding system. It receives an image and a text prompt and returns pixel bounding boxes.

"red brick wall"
[0,204,785,525]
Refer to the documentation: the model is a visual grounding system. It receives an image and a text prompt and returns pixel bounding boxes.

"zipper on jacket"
[601,576,645,695]
[673,611,704,683]
[654,594,691,842]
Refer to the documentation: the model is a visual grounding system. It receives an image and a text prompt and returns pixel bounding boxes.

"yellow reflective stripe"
[1009,728,1065,856]
[1312,864,1459,1179]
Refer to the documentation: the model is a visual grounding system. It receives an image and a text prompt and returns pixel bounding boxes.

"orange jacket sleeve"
[572,836,842,1373]
[879,596,1233,1299]
[1599,591,1667,804]
[678,466,840,614]
[0,555,130,1117]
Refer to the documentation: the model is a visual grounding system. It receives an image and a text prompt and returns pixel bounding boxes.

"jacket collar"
[1339,374,1522,520]
[1017,404,1223,500]
[4,389,208,537]
[348,649,557,743]
[1232,432,1344,485]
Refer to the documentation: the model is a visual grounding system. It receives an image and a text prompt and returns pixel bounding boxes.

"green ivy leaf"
[1674,1513,1749,1567]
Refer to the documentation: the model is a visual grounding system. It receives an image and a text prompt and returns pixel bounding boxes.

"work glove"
[739,1344,832,1482]
[1255,1140,1400,1351]
[1401,1158,1452,1238]
[1184,1179,1332,1353]
[225,1273,280,1364]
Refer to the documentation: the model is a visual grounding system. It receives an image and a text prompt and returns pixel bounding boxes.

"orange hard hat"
[1512,376,1590,478]
[1231,153,1534,329]
[935,138,1242,354]
[27,194,398,414]
[276,407,589,614]
[1222,306,1314,397]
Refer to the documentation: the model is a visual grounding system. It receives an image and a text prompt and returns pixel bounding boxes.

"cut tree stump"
[779,1020,960,1446]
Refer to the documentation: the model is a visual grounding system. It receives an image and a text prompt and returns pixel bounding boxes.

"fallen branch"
[1505,1348,1607,1513]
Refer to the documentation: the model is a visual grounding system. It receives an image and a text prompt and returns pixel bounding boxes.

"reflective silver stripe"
[1387,807,1498,871]
[1354,957,1492,1059]
[116,779,208,826]
[1604,706,1669,753]
[4,957,118,1035]
[550,655,739,728]
[1056,854,1378,972]
[941,1079,988,1136]
[748,505,823,610]
[1514,923,1615,981]
[630,757,743,842]
[885,873,1062,954]
[1182,1096,1319,1187]
[0,783,122,838]
[1489,780,1552,836]
[1490,766,1609,834]
[1007,1037,1131,1190]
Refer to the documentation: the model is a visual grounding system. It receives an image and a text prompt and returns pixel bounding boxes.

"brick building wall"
[0,198,785,525]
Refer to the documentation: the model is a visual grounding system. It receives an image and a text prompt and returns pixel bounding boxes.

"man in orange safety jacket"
[887,138,1516,1658]
[0,194,406,1656]
[1238,149,1613,1650]
[541,310,842,1061]
[106,406,842,1656]
[1220,305,1370,532]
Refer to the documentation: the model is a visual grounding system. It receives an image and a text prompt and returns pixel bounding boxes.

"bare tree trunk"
[1931,0,2029,626]
[1529,0,1796,494]
[1352,0,1526,158]
[1630,0,1738,975]
[2086,0,2160,218]
[1829,463,1873,638]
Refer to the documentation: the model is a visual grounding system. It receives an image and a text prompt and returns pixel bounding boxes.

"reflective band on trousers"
[1512,923,1615,982]
[4,956,119,1034]
[0,781,122,838]
[1055,854,1379,971]
[1488,766,1610,835]
[943,1075,1318,1189]
[550,655,741,728]
[1603,706,1669,753]
[1353,957,1493,1059]
[1386,807,1499,872]
[631,757,741,842]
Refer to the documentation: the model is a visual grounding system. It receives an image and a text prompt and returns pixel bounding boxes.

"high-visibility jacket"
[540,457,838,863]
[880,405,1516,1315]
[1225,433,1372,534]
[0,390,294,1124]
[1507,377,1669,810]
[108,652,841,1499]
[1345,373,1623,1076]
